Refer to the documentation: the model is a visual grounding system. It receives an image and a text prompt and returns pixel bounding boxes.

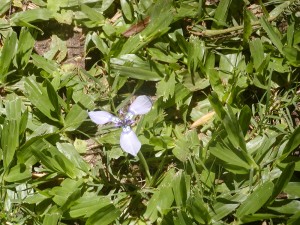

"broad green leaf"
[69,195,111,218]
[0,0,10,15]
[31,54,59,74]
[81,4,105,28]
[24,193,49,204]
[120,0,133,21]
[156,73,176,101]
[283,46,300,67]
[119,0,173,54]
[24,77,62,123]
[209,93,248,153]
[16,27,36,68]
[148,48,178,64]
[279,126,300,161]
[287,211,300,225]
[31,139,79,178]
[51,179,83,206]
[144,169,175,222]
[212,0,232,28]
[110,54,163,81]
[173,211,193,225]
[86,204,121,225]
[223,105,247,151]
[42,212,60,225]
[172,170,190,207]
[91,32,109,55]
[173,130,199,162]
[236,181,274,218]
[260,17,283,54]
[249,38,264,72]
[207,69,225,97]
[209,193,246,222]
[243,9,252,45]
[187,37,205,74]
[4,163,31,182]
[2,119,19,169]
[284,182,300,198]
[10,8,53,25]
[56,143,89,173]
[5,97,22,121]
[43,35,67,62]
[187,192,211,224]
[209,138,251,174]
[64,104,88,131]
[268,199,300,214]
[241,213,284,223]
[238,105,251,136]
[268,162,295,203]
[101,0,114,11]
[0,31,17,83]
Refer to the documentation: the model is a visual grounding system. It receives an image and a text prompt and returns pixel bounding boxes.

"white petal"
[128,95,152,115]
[120,127,141,156]
[88,111,115,125]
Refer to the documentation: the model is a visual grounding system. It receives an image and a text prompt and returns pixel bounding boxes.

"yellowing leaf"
[190,111,215,129]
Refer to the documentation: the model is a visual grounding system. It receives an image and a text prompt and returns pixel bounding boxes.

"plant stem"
[138,151,152,184]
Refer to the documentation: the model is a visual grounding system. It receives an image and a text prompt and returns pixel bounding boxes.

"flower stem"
[137,151,151,184]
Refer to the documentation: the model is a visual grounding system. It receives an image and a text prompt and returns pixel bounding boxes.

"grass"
[1,0,300,224]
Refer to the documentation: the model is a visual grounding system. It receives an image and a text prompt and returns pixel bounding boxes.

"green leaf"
[69,195,111,218]
[187,192,211,224]
[187,37,205,74]
[119,0,173,54]
[56,143,89,173]
[64,104,88,131]
[80,4,105,28]
[4,163,31,182]
[16,27,36,68]
[209,93,247,152]
[0,31,17,82]
[0,0,10,15]
[2,119,19,169]
[212,0,232,29]
[156,73,176,101]
[148,48,178,64]
[243,9,252,45]
[31,139,79,178]
[284,182,300,198]
[236,181,274,218]
[51,178,83,206]
[283,46,300,67]
[238,105,251,136]
[110,54,163,81]
[209,138,251,174]
[86,204,121,225]
[120,0,133,21]
[144,169,175,222]
[42,212,61,225]
[279,126,300,161]
[209,193,246,222]
[268,199,300,215]
[31,54,59,74]
[260,17,283,54]
[249,38,264,72]
[24,77,62,123]
[10,8,53,25]
[172,170,189,207]
[268,162,295,203]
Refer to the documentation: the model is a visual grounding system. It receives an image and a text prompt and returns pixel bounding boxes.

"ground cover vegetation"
[1,0,300,224]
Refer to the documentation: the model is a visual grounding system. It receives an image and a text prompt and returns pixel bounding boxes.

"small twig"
[188,1,290,37]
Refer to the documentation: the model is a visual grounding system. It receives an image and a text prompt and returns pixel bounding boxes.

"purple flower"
[88,96,152,156]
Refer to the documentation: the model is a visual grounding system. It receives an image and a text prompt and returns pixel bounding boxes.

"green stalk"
[137,151,152,184]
